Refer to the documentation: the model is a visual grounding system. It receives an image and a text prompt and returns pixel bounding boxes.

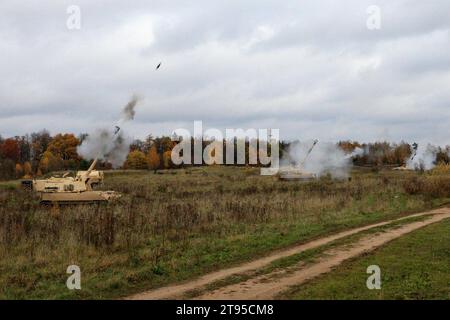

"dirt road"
[126,207,450,300]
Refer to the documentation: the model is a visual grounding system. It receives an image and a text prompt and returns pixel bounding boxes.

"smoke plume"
[121,94,140,121]
[284,141,359,179]
[406,143,438,170]
[77,128,133,168]
[77,95,140,168]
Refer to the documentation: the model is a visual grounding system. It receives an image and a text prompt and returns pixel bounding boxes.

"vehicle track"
[126,207,450,300]
[199,209,450,299]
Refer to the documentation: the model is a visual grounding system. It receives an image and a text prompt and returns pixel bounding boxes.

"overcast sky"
[1,1,449,145]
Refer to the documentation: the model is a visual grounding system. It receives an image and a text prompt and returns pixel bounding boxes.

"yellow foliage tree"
[15,163,23,178]
[47,133,80,161]
[163,150,172,169]
[39,157,49,174]
[39,151,63,174]
[126,150,148,169]
[23,161,32,176]
[147,145,160,170]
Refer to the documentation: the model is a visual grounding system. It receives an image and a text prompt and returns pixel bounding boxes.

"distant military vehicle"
[22,158,120,205]
[393,142,418,171]
[279,140,318,181]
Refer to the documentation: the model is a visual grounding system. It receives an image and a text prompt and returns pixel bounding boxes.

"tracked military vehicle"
[22,158,120,205]
[393,142,418,171]
[278,140,318,181]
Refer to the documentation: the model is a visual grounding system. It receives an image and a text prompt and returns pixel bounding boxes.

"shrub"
[403,176,450,198]
[430,163,450,176]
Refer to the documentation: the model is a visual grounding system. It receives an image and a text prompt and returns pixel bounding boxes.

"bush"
[403,176,450,198]
[403,177,425,195]
[125,150,148,170]
[430,163,450,176]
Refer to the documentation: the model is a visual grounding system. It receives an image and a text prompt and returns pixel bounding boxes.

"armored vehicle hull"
[278,167,316,181]
[40,190,120,205]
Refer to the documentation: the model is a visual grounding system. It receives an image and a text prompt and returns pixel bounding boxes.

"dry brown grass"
[0,166,449,299]
[403,174,450,198]
[430,163,450,175]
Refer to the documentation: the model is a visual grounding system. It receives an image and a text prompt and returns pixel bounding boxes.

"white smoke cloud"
[406,143,438,170]
[77,95,140,168]
[284,140,358,179]
[347,147,364,159]
[77,128,133,168]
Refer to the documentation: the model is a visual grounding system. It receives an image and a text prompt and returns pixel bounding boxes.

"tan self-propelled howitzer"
[23,158,121,205]
[278,140,318,181]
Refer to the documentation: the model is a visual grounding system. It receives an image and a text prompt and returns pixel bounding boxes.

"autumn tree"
[393,142,412,165]
[0,138,20,162]
[47,133,80,169]
[153,136,175,154]
[15,163,23,178]
[31,130,52,169]
[338,141,361,154]
[38,155,50,174]
[129,139,145,152]
[47,133,78,160]
[163,150,173,169]
[23,161,33,178]
[39,151,63,174]
[147,145,160,171]
[125,150,148,169]
[17,135,31,163]
[0,159,15,180]
[436,146,450,164]
[142,134,154,154]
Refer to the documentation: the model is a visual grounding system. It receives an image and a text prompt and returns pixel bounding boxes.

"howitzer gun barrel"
[85,158,98,176]
[299,139,318,167]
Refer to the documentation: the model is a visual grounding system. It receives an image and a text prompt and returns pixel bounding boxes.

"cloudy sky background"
[1,0,449,145]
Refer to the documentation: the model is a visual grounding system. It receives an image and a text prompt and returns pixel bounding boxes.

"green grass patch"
[284,218,450,300]
[185,214,433,298]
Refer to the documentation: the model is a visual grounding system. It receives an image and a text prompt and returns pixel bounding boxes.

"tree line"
[0,130,449,180]
[338,141,450,167]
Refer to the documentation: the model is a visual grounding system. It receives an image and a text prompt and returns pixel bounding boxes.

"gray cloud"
[0,0,450,146]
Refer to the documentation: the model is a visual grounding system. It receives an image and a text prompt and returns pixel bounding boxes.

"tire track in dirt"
[198,209,450,300]
[126,207,449,300]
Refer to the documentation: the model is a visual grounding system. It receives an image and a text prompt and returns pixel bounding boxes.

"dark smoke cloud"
[121,94,140,121]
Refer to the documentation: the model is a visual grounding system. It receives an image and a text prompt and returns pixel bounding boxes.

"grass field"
[0,166,449,299]
[284,218,450,300]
